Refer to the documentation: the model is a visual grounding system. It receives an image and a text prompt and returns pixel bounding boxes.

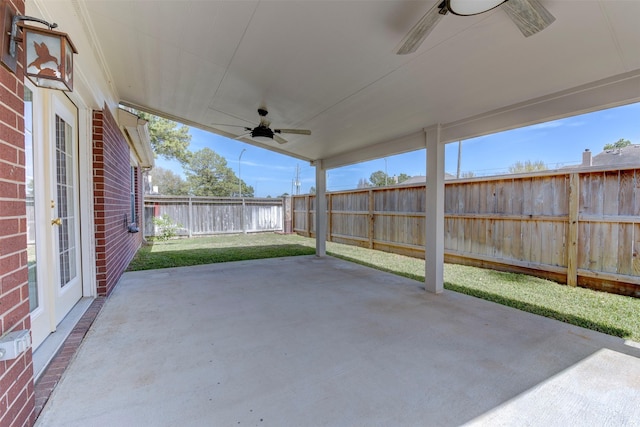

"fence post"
[368,188,374,249]
[306,195,311,237]
[241,198,246,234]
[567,173,579,286]
[188,196,193,238]
[283,196,290,233]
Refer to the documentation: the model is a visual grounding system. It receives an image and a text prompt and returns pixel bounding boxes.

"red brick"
[0,387,27,427]
[0,219,19,235]
[0,162,24,182]
[0,200,25,217]
[0,141,18,163]
[0,103,18,127]
[0,288,22,316]
[1,299,29,334]
[0,123,23,149]
[0,268,27,298]
[6,361,33,405]
[0,253,22,274]
[0,84,23,114]
[0,235,26,257]
[0,180,19,198]
[12,397,35,427]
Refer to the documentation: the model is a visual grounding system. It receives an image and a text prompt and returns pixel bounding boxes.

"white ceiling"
[72,1,640,166]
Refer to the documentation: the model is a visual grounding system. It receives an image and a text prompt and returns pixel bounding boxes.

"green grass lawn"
[128,233,640,342]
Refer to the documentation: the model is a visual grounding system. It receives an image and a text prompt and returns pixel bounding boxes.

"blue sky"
[154,102,640,197]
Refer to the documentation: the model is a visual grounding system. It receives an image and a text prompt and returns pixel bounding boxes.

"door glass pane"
[25,88,38,311]
[55,115,77,287]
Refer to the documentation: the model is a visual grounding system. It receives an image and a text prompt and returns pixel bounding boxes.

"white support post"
[314,160,327,257]
[425,125,444,294]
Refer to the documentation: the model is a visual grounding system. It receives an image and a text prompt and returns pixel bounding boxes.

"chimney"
[582,149,592,167]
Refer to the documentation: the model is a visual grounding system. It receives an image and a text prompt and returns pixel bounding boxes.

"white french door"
[51,94,83,324]
[28,86,83,349]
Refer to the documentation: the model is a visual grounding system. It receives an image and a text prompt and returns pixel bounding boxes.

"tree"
[603,138,631,151]
[309,186,316,195]
[369,170,411,186]
[183,148,253,197]
[150,167,190,195]
[138,111,191,163]
[460,171,476,179]
[508,160,548,174]
[369,170,390,186]
[396,173,410,184]
[357,178,371,188]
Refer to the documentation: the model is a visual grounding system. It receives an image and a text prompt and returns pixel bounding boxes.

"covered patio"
[2,1,639,426]
[47,0,640,293]
[37,256,640,426]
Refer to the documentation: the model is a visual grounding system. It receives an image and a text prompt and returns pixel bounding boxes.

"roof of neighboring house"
[591,145,640,167]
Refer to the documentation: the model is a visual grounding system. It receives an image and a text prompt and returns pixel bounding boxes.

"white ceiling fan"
[397,0,555,55]
[214,107,311,144]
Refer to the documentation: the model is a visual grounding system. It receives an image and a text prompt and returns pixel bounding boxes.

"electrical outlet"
[0,330,31,361]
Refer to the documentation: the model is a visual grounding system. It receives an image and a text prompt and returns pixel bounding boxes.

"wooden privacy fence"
[144,196,284,237]
[293,166,640,297]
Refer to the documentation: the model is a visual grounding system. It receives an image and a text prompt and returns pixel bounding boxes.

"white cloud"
[527,119,565,131]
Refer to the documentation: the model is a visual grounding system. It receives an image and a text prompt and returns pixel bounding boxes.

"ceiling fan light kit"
[250,126,275,143]
[446,0,505,16]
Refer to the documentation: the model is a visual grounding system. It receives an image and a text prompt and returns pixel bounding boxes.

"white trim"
[119,109,154,168]
[76,99,97,298]
[62,89,97,299]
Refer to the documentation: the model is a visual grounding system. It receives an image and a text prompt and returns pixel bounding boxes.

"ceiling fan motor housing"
[251,125,274,139]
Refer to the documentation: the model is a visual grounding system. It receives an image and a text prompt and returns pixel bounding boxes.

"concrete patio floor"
[37,256,640,426]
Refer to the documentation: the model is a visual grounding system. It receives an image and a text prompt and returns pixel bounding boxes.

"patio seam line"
[33,297,107,421]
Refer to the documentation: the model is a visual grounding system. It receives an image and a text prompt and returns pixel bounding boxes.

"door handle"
[51,218,62,226]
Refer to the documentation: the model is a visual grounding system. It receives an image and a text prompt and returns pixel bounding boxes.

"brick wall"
[93,107,143,296]
[0,0,36,425]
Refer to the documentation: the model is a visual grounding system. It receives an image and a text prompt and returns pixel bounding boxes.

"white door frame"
[64,90,96,299]
[29,86,97,350]
[50,93,83,324]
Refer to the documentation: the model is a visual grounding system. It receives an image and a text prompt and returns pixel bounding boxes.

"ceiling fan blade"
[501,0,555,37]
[275,129,311,135]
[396,1,447,55]
[234,132,251,140]
[273,134,288,144]
[211,123,252,129]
